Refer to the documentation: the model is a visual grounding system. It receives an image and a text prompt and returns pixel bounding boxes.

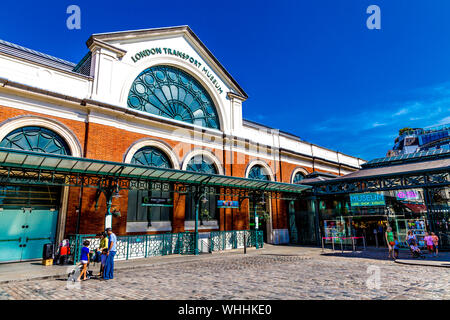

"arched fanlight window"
[0,126,71,155]
[248,165,270,181]
[186,155,217,174]
[293,171,305,184]
[130,146,171,168]
[127,65,220,129]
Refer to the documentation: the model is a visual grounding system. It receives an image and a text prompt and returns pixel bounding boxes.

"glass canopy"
[0,147,311,194]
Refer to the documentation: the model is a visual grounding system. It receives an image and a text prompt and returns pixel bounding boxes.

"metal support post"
[243,233,247,254]
[194,189,201,256]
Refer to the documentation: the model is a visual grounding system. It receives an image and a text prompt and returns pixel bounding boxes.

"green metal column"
[105,194,113,230]
[312,196,321,247]
[423,187,435,233]
[254,200,259,249]
[194,195,200,255]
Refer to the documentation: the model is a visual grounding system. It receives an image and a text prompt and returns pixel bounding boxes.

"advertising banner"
[217,200,239,209]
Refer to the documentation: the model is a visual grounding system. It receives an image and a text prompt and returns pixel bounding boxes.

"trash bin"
[42,243,54,260]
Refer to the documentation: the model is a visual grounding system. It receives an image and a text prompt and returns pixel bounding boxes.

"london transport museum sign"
[131,47,224,95]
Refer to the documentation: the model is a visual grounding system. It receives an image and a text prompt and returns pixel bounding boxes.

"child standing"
[424,232,434,255]
[77,240,90,282]
[393,236,400,260]
[431,232,439,257]
[99,248,108,277]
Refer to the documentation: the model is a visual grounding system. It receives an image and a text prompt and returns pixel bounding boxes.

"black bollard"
[244,233,247,254]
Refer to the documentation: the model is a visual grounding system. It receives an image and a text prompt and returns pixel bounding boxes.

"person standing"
[385,226,395,259]
[77,240,90,282]
[424,232,434,255]
[393,236,400,260]
[431,232,439,257]
[96,232,109,277]
[103,228,117,280]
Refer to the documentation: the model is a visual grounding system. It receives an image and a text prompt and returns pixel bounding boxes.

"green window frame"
[293,172,305,184]
[186,155,218,175]
[127,65,220,129]
[248,165,270,181]
[0,126,71,155]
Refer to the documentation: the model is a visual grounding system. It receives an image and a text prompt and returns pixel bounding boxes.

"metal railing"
[68,232,195,264]
[210,230,264,252]
[321,236,366,252]
[68,230,263,264]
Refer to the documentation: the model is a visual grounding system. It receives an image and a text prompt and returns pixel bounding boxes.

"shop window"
[184,154,218,221]
[185,191,217,222]
[127,189,172,222]
[126,146,173,223]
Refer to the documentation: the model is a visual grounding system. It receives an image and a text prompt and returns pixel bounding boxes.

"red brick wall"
[0,105,344,237]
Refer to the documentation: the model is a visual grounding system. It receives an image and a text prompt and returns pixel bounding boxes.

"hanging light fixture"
[201,193,208,204]
[112,185,121,198]
[259,193,266,205]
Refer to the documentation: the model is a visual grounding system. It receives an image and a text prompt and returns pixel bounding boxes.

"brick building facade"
[0,27,364,263]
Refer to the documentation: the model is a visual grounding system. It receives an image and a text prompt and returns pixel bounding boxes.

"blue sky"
[1,0,449,160]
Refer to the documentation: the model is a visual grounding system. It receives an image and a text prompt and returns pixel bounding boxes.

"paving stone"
[0,246,448,300]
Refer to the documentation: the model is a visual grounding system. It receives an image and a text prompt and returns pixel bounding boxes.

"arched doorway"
[0,126,71,262]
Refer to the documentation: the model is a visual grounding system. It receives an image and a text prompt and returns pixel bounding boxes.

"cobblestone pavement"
[0,247,448,300]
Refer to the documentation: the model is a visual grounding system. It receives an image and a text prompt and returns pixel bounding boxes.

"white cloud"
[371,122,386,128]
[435,116,450,125]
[394,108,408,116]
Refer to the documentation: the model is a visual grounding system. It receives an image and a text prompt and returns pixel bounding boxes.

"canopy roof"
[0,147,310,194]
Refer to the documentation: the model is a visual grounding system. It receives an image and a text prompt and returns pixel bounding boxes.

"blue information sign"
[217,200,239,209]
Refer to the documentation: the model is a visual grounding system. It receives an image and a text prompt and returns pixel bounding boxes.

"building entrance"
[348,216,388,247]
[0,185,60,263]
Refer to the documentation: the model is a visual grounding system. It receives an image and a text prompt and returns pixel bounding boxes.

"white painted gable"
[87,26,247,134]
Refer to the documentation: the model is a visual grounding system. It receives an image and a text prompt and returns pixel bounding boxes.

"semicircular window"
[130,146,171,168]
[293,171,305,184]
[0,126,71,155]
[248,165,270,181]
[127,65,220,129]
[186,155,217,174]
